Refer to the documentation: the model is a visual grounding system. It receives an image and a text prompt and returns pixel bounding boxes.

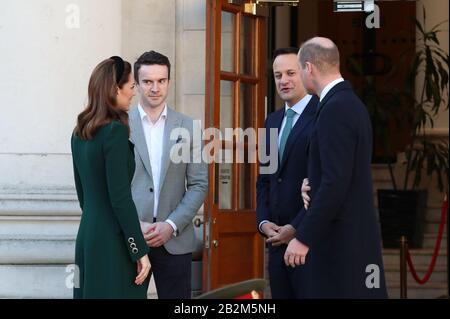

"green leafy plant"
[391,7,449,192]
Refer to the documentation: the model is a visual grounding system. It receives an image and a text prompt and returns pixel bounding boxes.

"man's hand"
[261,222,281,238]
[266,224,296,246]
[301,178,311,210]
[140,221,153,235]
[144,222,173,247]
[284,238,309,267]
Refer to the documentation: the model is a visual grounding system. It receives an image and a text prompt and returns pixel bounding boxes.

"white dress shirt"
[278,94,313,145]
[319,78,344,102]
[138,104,177,232]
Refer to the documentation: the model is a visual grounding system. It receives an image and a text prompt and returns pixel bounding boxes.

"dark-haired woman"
[71,57,151,299]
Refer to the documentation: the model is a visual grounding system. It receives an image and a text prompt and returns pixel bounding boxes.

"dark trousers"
[268,245,306,299]
[148,246,192,299]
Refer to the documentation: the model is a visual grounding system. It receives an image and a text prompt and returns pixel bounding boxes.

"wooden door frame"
[203,0,267,292]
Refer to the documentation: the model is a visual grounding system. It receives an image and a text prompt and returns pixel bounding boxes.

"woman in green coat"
[71,56,151,298]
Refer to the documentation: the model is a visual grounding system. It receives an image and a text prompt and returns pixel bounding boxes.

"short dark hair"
[134,50,171,83]
[272,47,299,63]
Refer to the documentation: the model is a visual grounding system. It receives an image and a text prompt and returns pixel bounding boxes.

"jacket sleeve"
[290,207,306,229]
[166,119,208,234]
[296,101,356,248]
[71,135,84,211]
[103,122,149,262]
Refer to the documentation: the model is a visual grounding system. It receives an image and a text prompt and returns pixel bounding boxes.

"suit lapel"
[159,107,181,193]
[273,108,285,131]
[279,96,318,169]
[129,107,154,180]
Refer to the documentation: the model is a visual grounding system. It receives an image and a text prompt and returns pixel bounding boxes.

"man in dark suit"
[256,47,319,298]
[284,37,387,298]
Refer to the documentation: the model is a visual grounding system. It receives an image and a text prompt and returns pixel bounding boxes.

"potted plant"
[376,8,449,248]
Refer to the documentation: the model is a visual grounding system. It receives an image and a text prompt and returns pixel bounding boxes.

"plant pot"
[377,189,427,249]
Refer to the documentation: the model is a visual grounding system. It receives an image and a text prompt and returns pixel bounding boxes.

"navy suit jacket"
[295,81,387,298]
[256,96,318,232]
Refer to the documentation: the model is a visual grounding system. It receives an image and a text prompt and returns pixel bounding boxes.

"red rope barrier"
[406,195,448,285]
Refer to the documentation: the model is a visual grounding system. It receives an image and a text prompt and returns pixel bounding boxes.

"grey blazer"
[129,106,208,255]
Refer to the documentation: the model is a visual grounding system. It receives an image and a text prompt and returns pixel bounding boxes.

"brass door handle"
[212,240,219,248]
[193,218,204,228]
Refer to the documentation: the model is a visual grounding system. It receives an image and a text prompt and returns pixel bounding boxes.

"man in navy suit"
[256,47,319,298]
[284,37,387,298]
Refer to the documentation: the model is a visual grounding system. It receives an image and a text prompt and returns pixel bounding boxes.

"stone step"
[423,233,448,249]
[379,232,447,249]
[0,265,74,298]
[387,279,447,289]
[388,286,448,299]
[384,262,447,272]
[382,248,447,267]
[424,207,448,223]
[0,238,75,264]
[0,264,161,299]
[0,215,78,264]
[425,222,448,234]
[385,266,448,283]
[383,247,448,256]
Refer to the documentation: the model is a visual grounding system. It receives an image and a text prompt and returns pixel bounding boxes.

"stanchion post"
[446,194,449,299]
[400,235,408,299]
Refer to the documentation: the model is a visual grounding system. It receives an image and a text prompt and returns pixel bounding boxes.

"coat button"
[132,248,139,254]
[149,188,154,193]
[130,243,137,249]
[128,237,135,244]
[277,178,282,183]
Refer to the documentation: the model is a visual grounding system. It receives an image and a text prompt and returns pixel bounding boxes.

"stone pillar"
[0,0,122,298]
[122,0,177,108]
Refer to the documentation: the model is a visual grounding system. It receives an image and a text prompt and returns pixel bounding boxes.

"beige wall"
[122,0,177,108]
[175,0,206,124]
[122,0,205,125]
[0,0,122,192]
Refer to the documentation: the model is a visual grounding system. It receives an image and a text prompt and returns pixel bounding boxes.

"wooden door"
[318,0,416,162]
[203,0,267,291]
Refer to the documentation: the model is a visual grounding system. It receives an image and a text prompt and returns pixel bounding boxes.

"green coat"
[71,121,149,299]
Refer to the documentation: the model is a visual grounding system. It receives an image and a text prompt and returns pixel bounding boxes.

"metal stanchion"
[400,235,408,299]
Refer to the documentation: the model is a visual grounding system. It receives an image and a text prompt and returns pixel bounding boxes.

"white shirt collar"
[284,94,312,116]
[138,103,168,123]
[319,78,344,102]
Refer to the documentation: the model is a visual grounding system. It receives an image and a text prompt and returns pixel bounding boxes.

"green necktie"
[279,108,296,161]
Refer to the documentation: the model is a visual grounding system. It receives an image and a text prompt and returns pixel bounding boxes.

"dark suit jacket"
[256,96,318,232]
[295,81,387,298]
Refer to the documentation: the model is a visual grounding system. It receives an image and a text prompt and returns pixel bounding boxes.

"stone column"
[0,0,122,298]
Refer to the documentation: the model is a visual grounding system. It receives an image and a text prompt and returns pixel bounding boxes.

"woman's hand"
[301,178,311,210]
[135,254,151,285]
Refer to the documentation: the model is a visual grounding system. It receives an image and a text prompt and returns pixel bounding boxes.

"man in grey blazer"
[129,51,208,299]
